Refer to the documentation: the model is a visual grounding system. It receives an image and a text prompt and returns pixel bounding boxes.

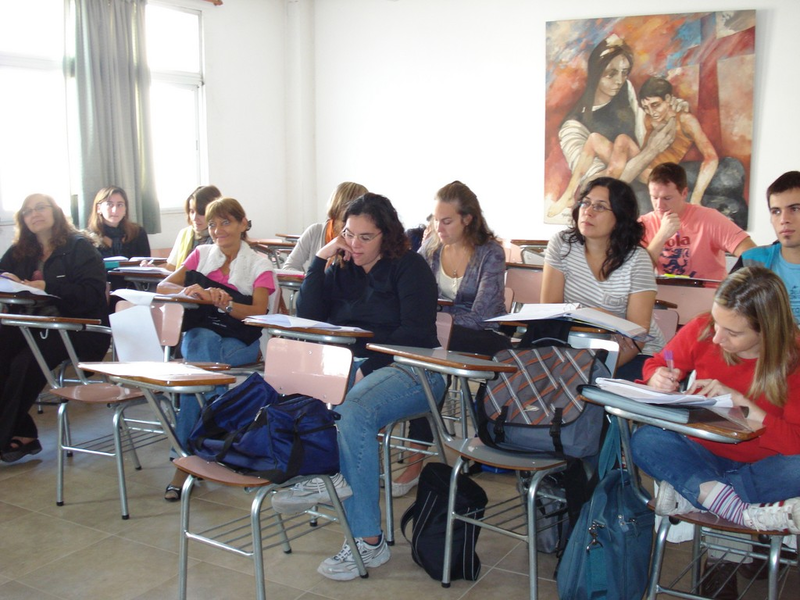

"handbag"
[556,418,654,600]
[475,346,610,458]
[188,373,340,483]
[400,462,488,581]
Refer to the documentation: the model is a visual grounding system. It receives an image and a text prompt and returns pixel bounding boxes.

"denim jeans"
[631,426,800,509]
[174,327,261,448]
[335,363,446,538]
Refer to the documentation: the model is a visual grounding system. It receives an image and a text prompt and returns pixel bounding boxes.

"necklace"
[445,244,469,278]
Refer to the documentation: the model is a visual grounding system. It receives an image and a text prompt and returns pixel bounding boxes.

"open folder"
[486,303,647,340]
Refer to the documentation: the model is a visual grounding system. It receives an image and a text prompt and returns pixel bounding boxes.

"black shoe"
[164,484,182,502]
[1,439,42,463]
[700,559,739,600]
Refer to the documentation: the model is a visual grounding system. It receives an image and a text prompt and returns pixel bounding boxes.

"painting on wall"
[544,10,755,229]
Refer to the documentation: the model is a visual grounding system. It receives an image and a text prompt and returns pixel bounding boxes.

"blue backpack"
[187,372,340,483]
[556,418,654,600]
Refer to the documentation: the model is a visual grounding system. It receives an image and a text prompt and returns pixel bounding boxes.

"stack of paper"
[595,378,732,407]
[0,278,54,297]
[487,303,647,340]
[245,314,368,332]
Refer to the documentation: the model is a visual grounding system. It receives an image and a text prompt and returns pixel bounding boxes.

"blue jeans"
[174,327,261,448]
[631,426,800,509]
[335,364,446,538]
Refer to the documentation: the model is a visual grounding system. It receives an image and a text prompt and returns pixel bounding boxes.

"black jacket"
[297,252,439,375]
[0,234,109,323]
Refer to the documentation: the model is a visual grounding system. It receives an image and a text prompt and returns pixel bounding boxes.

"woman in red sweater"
[631,266,800,534]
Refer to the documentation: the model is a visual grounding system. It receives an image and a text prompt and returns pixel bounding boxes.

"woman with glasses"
[272,193,444,580]
[87,186,150,259]
[282,182,368,272]
[0,194,109,462]
[157,197,274,501]
[542,176,665,380]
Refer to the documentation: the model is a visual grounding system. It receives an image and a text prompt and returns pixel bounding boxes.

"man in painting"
[641,162,754,280]
[738,171,800,322]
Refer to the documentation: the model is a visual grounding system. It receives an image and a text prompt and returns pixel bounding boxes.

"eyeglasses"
[578,200,612,213]
[21,203,52,218]
[342,229,382,243]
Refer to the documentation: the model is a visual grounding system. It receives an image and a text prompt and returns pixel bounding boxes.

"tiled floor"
[0,400,796,599]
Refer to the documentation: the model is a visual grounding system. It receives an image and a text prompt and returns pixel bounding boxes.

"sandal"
[1,438,42,463]
[164,484,182,502]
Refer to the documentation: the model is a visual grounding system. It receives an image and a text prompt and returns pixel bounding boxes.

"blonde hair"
[326,182,368,224]
[706,266,799,406]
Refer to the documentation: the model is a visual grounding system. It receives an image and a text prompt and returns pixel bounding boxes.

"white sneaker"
[654,481,705,516]
[743,498,800,534]
[317,535,391,581]
[271,473,353,514]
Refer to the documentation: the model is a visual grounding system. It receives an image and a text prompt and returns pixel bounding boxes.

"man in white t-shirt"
[640,162,754,280]
[739,171,800,322]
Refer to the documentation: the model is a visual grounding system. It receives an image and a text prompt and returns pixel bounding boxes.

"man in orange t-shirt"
[640,163,754,280]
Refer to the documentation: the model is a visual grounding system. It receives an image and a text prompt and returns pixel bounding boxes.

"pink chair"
[173,337,363,600]
[506,263,544,309]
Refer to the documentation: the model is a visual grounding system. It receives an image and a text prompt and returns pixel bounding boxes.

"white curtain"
[65,0,160,233]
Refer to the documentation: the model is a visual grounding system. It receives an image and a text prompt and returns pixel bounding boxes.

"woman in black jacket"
[0,194,109,462]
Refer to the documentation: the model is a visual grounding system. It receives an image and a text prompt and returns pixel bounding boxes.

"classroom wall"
[309,0,800,247]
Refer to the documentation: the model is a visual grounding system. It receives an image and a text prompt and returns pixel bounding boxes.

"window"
[0,0,69,220]
[0,0,206,220]
[147,4,205,210]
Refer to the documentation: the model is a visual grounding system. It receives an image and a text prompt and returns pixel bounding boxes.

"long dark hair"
[564,177,643,279]
[12,194,76,261]
[343,193,409,261]
[184,185,222,224]
[565,35,635,131]
[87,186,142,244]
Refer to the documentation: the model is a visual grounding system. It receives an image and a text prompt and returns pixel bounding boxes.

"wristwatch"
[224,300,234,314]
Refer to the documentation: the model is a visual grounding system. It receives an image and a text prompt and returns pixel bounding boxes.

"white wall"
[310,0,800,246]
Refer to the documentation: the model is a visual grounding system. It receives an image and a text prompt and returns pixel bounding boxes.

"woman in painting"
[548,35,675,217]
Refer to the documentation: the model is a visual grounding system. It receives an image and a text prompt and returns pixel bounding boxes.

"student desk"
[107,268,166,291]
[244,318,373,346]
[0,290,54,311]
[78,361,236,457]
[274,233,300,242]
[251,239,295,268]
[276,272,304,314]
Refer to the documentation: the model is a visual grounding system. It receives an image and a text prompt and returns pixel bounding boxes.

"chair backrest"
[436,311,454,350]
[114,300,185,361]
[505,265,543,308]
[655,282,718,325]
[503,287,514,313]
[501,239,523,263]
[263,337,353,404]
[653,308,680,342]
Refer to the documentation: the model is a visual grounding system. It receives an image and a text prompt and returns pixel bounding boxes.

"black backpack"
[400,462,488,581]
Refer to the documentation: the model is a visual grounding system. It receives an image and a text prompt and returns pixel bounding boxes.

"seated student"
[405,214,433,253]
[157,198,274,501]
[87,186,151,259]
[641,162,754,280]
[0,194,109,462]
[271,193,445,580]
[389,182,512,497]
[282,182,368,272]
[542,177,665,381]
[631,267,800,567]
[739,171,800,322]
[164,185,221,271]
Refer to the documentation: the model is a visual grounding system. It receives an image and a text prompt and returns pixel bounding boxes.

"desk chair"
[52,300,186,519]
[172,337,366,600]
[655,281,718,326]
[653,308,680,343]
[647,508,799,599]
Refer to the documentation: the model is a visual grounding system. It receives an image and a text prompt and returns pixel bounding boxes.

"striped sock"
[702,482,746,525]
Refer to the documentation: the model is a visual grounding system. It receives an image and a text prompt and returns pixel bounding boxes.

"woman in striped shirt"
[541,176,665,380]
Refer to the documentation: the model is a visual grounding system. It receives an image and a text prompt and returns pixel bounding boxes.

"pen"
[664,349,674,372]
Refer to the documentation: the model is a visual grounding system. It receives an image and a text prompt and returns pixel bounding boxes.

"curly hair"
[12,194,76,261]
[87,186,143,245]
[343,193,409,261]
[703,266,799,407]
[564,177,644,279]
[426,181,497,255]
